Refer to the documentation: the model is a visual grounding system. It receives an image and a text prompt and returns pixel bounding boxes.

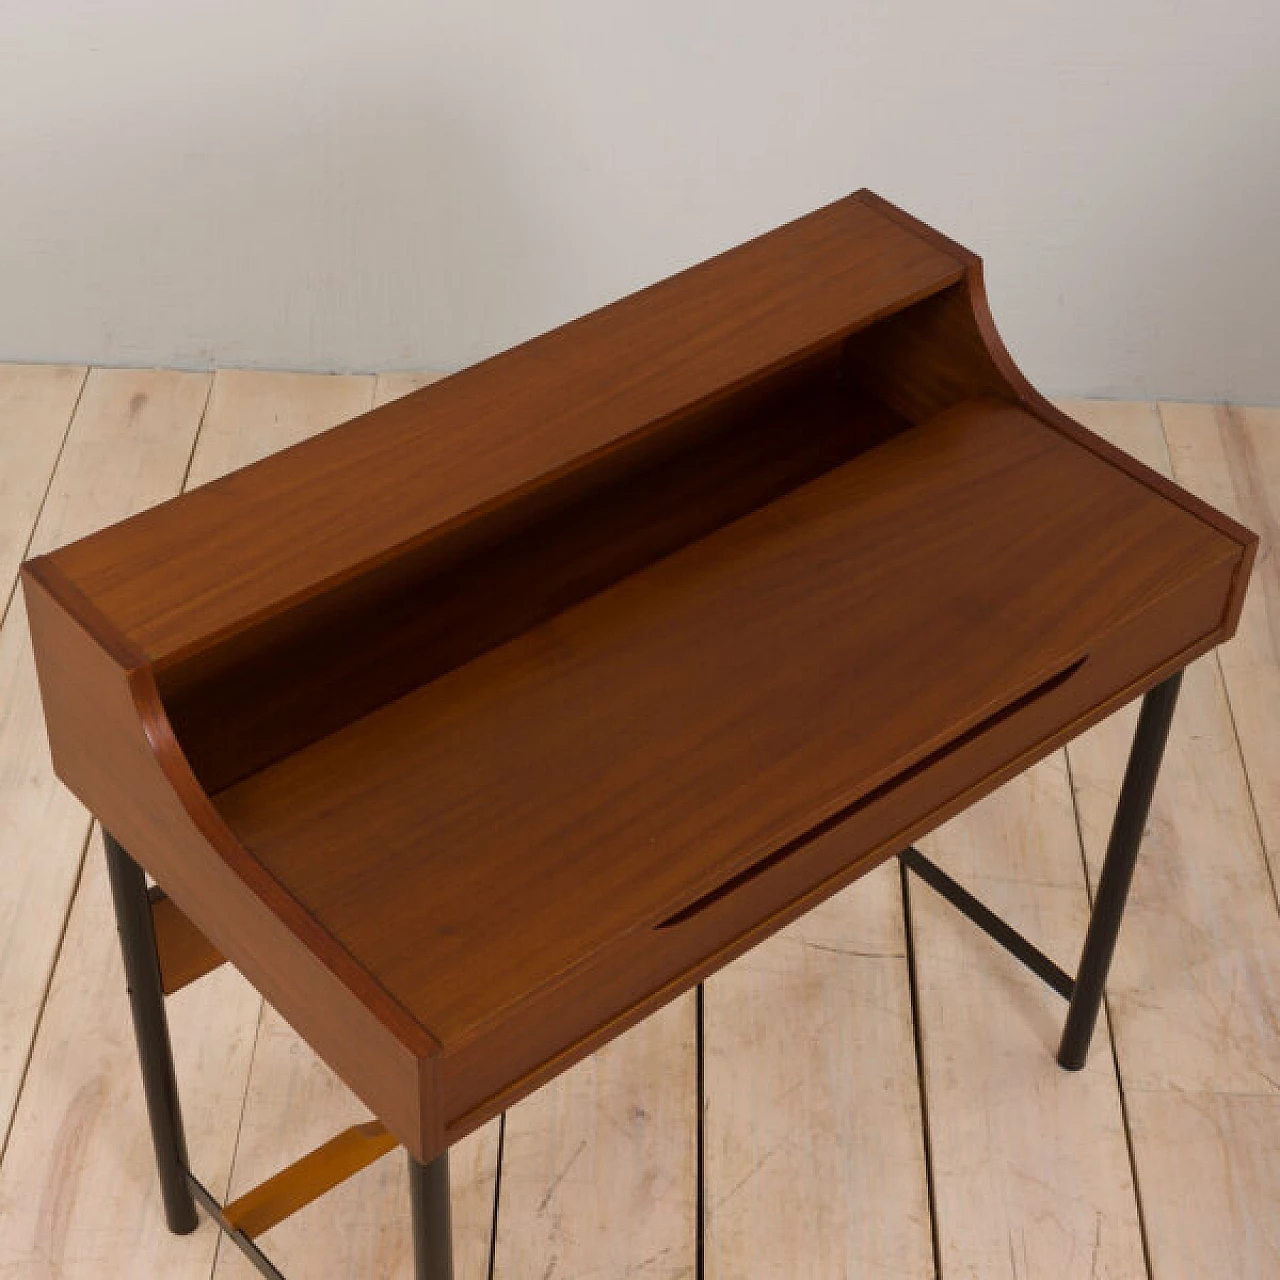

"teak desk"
[23,192,1256,1278]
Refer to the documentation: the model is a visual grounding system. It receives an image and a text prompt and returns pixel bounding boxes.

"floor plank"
[910,752,1148,1279]
[185,370,371,485]
[4,372,1279,1278]
[0,369,215,1274]
[0,837,260,1279]
[0,369,211,1144]
[0,371,375,1279]
[1062,399,1280,1279]
[0,364,84,624]
[373,371,444,407]
[208,370,500,1279]
[703,859,934,1279]
[493,997,697,1280]
[1160,402,1280,895]
[211,1006,498,1280]
[1123,1090,1280,1276]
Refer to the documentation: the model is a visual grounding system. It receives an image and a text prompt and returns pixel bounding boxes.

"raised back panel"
[47,193,966,670]
[162,285,992,793]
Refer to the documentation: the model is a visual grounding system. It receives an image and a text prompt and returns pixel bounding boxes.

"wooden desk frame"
[102,669,1182,1278]
[25,192,1255,1277]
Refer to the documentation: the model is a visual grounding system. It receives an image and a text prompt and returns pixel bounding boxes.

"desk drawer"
[436,548,1236,1140]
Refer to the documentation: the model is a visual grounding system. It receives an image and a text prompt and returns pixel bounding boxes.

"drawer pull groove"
[658,655,1087,928]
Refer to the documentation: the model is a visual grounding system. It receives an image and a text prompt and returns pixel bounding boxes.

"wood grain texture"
[222,1120,398,1240]
[910,754,1146,1279]
[1062,399,1280,1278]
[151,890,226,995]
[216,398,1237,1048]
[703,859,933,1279]
[0,364,84,620]
[201,391,1243,1143]
[50,195,964,665]
[493,997,696,1280]
[0,370,208,1146]
[166,367,905,793]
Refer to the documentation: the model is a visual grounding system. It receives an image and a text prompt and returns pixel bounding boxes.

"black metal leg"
[103,829,200,1234]
[409,1151,454,1280]
[93,673,1182,1266]
[1057,670,1183,1069]
[900,669,1185,1072]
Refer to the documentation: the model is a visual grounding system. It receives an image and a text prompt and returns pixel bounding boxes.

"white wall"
[1,1,1277,401]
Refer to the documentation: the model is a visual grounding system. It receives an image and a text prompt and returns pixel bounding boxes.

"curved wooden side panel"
[20,558,444,1162]
[843,197,1256,637]
[959,263,1258,637]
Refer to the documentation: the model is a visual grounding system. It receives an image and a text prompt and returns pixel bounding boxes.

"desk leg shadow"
[102,670,1182,1278]
[900,669,1184,1069]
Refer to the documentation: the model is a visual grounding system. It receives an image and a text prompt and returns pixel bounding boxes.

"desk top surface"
[214,396,1237,1048]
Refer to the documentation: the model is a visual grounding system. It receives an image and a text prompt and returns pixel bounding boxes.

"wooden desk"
[22,191,1256,1279]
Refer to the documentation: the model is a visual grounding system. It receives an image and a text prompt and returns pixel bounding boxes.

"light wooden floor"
[0,364,1276,1278]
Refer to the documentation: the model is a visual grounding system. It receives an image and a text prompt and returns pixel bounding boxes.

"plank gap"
[899,858,945,1280]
